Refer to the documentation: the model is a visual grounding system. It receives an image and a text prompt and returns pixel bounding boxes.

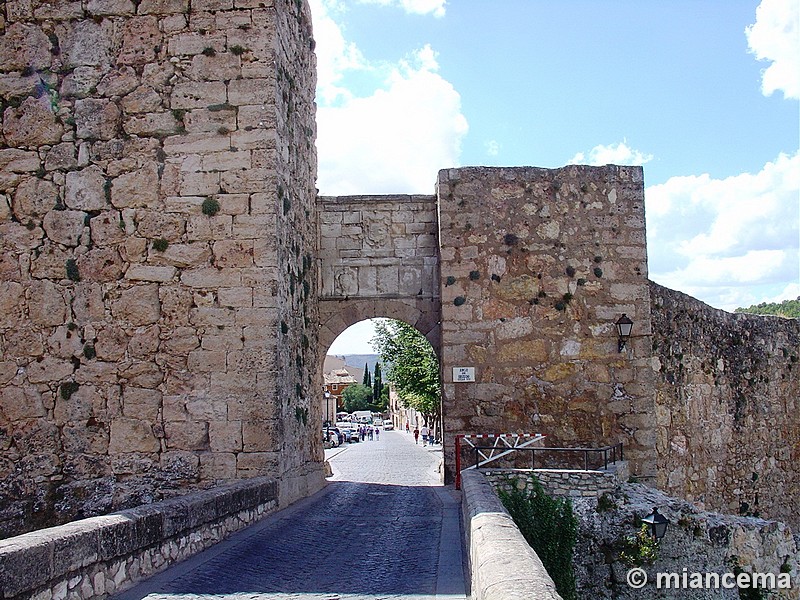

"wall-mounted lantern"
[641,507,669,540]
[616,313,634,352]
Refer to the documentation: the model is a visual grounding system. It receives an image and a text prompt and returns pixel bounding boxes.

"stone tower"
[0,0,323,537]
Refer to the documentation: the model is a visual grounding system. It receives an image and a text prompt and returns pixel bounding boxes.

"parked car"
[323,428,339,447]
[383,419,394,430]
[338,426,359,443]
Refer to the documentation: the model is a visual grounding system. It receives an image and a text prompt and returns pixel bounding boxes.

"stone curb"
[460,469,562,600]
[0,477,278,600]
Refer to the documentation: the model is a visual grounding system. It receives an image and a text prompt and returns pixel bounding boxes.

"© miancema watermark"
[626,567,794,590]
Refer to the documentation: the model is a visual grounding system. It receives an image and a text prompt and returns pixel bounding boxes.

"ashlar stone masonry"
[0,0,322,538]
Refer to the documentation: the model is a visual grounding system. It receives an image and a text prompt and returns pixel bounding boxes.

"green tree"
[735,297,800,319]
[371,319,440,435]
[373,362,383,407]
[342,384,373,413]
[362,363,373,403]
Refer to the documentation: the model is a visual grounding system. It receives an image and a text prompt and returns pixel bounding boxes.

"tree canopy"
[341,384,373,413]
[735,297,800,319]
[371,319,440,427]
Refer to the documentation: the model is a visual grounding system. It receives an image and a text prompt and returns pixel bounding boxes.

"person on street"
[413,427,419,444]
[420,424,429,446]
[405,423,410,433]
[375,427,380,441]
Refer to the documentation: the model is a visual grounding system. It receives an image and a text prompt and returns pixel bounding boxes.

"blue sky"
[311,0,800,354]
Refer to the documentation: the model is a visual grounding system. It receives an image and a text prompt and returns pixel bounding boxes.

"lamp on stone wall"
[616,314,634,352]
[642,507,669,540]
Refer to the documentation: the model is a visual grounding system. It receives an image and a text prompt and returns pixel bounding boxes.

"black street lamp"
[616,314,634,352]
[324,391,331,428]
[642,507,670,540]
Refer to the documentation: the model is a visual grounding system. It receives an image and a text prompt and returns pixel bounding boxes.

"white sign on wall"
[453,367,476,382]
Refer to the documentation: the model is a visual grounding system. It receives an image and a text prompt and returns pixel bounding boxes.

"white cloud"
[646,151,800,311]
[485,140,500,157]
[745,0,800,100]
[569,141,653,167]
[355,0,445,17]
[311,1,468,195]
[310,0,368,105]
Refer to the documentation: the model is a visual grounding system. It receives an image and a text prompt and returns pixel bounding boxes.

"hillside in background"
[735,297,800,319]
[331,354,381,374]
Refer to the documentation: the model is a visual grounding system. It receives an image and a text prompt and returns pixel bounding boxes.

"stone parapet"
[460,469,562,600]
[0,477,278,600]
[482,463,629,499]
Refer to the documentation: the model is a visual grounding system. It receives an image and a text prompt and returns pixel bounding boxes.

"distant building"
[322,356,364,411]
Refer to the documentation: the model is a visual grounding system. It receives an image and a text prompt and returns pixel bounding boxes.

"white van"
[352,410,372,424]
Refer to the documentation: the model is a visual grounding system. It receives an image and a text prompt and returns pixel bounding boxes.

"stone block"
[213,240,254,268]
[75,98,121,141]
[111,284,161,326]
[51,521,101,577]
[0,385,46,421]
[2,96,63,148]
[111,164,159,209]
[0,23,52,72]
[242,420,276,452]
[189,53,241,81]
[28,280,68,327]
[199,451,237,479]
[43,209,86,246]
[122,387,162,421]
[27,356,74,384]
[236,451,279,477]
[117,16,161,66]
[0,533,54,597]
[164,420,208,451]
[109,418,159,454]
[137,0,189,14]
[209,421,242,452]
[13,177,59,220]
[125,265,177,283]
[66,165,108,211]
[187,349,226,372]
[171,82,227,110]
[124,112,182,137]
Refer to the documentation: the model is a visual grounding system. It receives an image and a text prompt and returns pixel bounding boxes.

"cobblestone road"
[115,430,467,600]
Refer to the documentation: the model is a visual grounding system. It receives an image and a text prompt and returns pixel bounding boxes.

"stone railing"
[0,477,279,600]
[482,462,629,499]
[460,469,562,600]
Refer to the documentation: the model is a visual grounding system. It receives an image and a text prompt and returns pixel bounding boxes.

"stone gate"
[1,0,798,540]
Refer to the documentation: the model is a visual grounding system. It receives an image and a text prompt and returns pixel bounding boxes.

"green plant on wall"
[498,478,578,600]
[619,524,660,566]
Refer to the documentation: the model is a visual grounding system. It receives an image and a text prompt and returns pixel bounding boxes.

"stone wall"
[572,482,798,599]
[437,166,656,483]
[0,0,322,538]
[650,283,800,529]
[483,464,629,500]
[0,477,278,600]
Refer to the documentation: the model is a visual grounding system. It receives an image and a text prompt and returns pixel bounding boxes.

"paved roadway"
[115,429,467,600]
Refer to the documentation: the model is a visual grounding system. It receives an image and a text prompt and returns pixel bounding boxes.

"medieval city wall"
[650,282,800,528]
[437,165,657,483]
[0,0,321,538]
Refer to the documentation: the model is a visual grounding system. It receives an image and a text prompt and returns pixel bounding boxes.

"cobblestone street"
[114,430,466,600]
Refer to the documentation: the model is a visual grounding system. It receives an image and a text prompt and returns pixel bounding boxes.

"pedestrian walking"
[413,427,419,444]
[405,422,410,433]
[368,427,373,441]
[375,427,380,440]
[420,424,429,446]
